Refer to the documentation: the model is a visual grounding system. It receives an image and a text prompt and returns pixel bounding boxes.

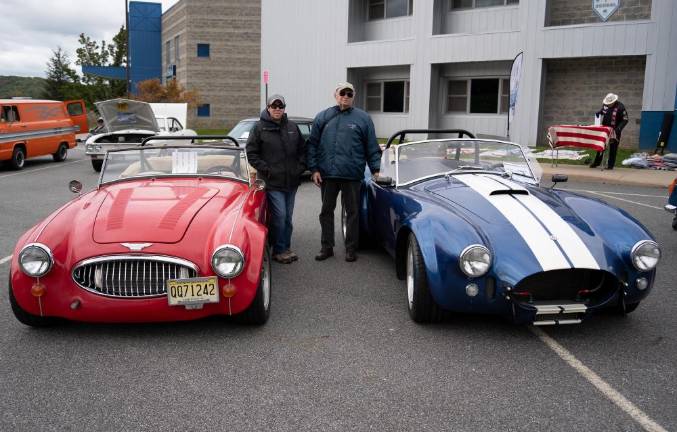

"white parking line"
[576,190,664,210]
[568,189,666,198]
[0,255,11,265]
[531,327,668,432]
[0,159,84,180]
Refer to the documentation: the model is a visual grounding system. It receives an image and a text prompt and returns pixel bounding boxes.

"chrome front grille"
[72,255,198,298]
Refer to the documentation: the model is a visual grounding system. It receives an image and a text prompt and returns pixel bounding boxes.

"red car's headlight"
[18,243,54,277]
[211,245,245,278]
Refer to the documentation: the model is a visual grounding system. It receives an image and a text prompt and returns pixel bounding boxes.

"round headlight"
[18,243,53,277]
[211,245,245,278]
[459,245,491,277]
[630,240,660,272]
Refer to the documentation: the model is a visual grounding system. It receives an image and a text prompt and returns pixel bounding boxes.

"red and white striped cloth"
[547,125,614,152]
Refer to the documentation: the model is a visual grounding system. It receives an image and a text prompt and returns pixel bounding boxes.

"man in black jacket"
[590,93,629,170]
[246,95,307,264]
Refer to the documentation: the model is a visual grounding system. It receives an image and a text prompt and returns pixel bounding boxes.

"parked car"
[9,136,271,326]
[349,129,661,325]
[229,116,313,147]
[1,98,79,169]
[665,177,677,230]
[155,115,196,135]
[85,99,196,172]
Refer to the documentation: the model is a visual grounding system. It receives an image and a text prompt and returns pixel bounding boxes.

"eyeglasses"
[269,103,286,109]
[339,90,354,98]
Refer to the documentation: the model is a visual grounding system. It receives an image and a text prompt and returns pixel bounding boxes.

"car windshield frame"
[390,138,542,187]
[98,144,251,186]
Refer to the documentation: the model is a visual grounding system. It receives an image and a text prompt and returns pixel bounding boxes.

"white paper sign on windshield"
[172,151,198,173]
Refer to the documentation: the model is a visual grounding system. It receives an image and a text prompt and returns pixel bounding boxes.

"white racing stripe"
[532,327,668,432]
[0,255,11,265]
[512,193,599,269]
[456,174,571,271]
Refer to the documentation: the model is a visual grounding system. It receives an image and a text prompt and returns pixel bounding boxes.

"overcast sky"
[0,0,179,78]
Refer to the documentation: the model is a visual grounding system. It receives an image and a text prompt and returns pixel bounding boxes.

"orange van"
[0,99,78,169]
[64,99,89,136]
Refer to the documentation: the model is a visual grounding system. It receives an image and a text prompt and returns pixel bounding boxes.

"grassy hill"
[0,76,47,99]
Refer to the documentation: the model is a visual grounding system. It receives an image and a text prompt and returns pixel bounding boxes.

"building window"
[197,104,210,117]
[451,0,518,10]
[368,0,413,20]
[365,80,410,113]
[165,40,171,64]
[174,35,180,65]
[446,78,509,114]
[197,43,210,58]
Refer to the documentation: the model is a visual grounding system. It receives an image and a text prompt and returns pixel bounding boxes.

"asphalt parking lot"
[0,146,675,431]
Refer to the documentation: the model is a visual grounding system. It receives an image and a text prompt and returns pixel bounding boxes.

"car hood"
[92,183,220,244]
[95,98,159,133]
[421,173,649,276]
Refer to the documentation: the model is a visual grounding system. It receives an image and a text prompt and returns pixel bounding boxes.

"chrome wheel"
[261,248,271,311]
[406,241,414,309]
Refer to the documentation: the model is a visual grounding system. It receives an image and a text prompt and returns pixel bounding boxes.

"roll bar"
[141,135,241,147]
[385,129,475,149]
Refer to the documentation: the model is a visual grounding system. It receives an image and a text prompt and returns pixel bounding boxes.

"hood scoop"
[490,189,529,196]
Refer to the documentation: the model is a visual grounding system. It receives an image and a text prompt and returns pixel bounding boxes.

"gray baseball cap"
[266,94,286,106]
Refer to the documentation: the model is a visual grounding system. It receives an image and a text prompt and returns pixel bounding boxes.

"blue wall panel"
[639,111,677,153]
[129,1,162,93]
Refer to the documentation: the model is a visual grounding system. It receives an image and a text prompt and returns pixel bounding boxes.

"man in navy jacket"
[307,82,381,262]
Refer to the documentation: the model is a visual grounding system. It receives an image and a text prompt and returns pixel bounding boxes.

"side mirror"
[252,178,266,191]
[550,174,568,189]
[69,180,83,194]
[375,176,394,187]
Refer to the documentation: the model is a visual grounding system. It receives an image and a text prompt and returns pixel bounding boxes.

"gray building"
[162,0,260,130]
[261,0,677,149]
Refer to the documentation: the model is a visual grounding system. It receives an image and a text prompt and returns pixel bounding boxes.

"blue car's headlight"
[459,245,491,277]
[211,245,245,278]
[630,240,660,272]
[18,243,53,277]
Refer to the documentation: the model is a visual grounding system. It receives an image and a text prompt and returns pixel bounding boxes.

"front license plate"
[167,276,219,306]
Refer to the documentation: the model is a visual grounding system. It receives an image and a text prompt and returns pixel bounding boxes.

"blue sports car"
[350,130,661,325]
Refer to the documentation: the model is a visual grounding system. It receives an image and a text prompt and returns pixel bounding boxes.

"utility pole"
[125,0,131,96]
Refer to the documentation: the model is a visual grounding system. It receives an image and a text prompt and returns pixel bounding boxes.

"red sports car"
[9,137,271,326]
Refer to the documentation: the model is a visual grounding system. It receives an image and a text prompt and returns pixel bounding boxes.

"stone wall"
[187,0,260,130]
[162,0,260,130]
[546,0,651,26]
[540,56,646,148]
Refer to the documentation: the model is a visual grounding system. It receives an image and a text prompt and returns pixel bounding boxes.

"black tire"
[237,247,271,325]
[10,146,26,170]
[91,159,103,172]
[8,278,56,327]
[406,233,443,323]
[52,143,68,162]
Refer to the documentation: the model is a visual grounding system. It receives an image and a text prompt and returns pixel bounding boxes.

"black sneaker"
[345,251,357,262]
[315,248,334,261]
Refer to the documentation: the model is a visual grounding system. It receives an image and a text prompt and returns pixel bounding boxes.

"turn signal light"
[31,282,46,297]
[222,283,236,298]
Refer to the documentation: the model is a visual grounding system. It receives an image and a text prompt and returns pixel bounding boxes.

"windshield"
[394,139,540,185]
[229,121,256,140]
[100,146,250,184]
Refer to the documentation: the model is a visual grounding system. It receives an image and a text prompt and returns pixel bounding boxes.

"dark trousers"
[591,138,619,169]
[319,179,360,253]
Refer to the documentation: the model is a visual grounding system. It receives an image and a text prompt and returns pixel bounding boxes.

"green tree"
[75,26,127,103]
[43,47,81,100]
